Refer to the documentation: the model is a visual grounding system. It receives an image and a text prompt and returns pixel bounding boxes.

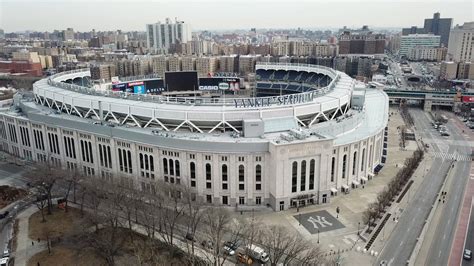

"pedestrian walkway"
[448,165,474,266]
[431,151,471,161]
[12,206,47,266]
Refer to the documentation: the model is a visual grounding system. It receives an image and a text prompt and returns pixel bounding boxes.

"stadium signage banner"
[218,83,230,90]
[199,85,219,90]
[233,92,316,108]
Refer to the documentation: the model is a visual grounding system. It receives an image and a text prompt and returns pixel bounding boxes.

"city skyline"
[0,0,472,32]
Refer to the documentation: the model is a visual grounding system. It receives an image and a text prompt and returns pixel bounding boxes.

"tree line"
[362,148,424,232]
[24,161,335,265]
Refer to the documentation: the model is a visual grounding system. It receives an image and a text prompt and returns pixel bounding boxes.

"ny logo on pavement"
[307,216,332,229]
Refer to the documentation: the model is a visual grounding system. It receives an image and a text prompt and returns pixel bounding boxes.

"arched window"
[292,161,298,193]
[169,158,174,175]
[309,159,315,190]
[352,151,357,175]
[331,157,335,182]
[222,164,228,181]
[150,155,154,172]
[361,148,365,172]
[127,150,132,173]
[255,165,262,182]
[238,165,245,182]
[342,154,347,179]
[144,154,149,170]
[175,160,180,177]
[301,160,306,192]
[205,163,212,180]
[163,158,168,175]
[190,162,196,179]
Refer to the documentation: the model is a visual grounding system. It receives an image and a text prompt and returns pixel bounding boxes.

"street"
[0,161,29,263]
[424,111,471,266]
[377,109,469,265]
[462,201,474,266]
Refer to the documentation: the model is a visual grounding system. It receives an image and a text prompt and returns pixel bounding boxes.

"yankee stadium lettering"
[233,92,316,108]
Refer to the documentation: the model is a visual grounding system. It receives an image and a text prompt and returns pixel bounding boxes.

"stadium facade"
[0,63,388,211]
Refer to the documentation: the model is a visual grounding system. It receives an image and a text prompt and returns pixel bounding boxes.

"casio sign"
[218,82,230,90]
[199,85,218,91]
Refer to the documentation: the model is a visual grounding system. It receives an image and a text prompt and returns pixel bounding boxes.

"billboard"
[128,81,145,94]
[462,96,474,103]
[111,82,127,92]
[165,71,199,91]
[198,77,241,91]
[144,79,165,94]
[111,79,165,95]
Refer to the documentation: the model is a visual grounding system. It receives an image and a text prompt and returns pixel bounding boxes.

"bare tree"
[34,192,48,222]
[298,245,324,265]
[182,184,204,265]
[25,160,65,215]
[363,202,379,231]
[79,180,127,266]
[202,207,231,266]
[156,181,185,246]
[62,168,83,212]
[261,224,321,265]
[241,209,262,257]
[280,233,310,265]
[261,225,292,265]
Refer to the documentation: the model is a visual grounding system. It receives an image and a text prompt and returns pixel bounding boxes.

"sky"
[0,0,473,32]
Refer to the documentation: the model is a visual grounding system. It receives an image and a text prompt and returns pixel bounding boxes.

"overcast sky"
[0,0,473,32]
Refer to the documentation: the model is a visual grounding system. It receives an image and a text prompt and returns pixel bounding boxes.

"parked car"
[246,244,269,263]
[440,131,450,136]
[0,257,8,266]
[464,249,472,260]
[237,253,253,265]
[223,240,241,255]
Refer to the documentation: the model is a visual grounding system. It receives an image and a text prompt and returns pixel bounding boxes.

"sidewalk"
[12,206,47,266]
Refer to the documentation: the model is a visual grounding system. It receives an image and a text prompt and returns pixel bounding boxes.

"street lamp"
[317,229,320,244]
[299,213,301,226]
[358,222,360,236]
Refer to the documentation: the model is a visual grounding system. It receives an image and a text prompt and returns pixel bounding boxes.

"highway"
[377,109,463,265]
[424,112,471,266]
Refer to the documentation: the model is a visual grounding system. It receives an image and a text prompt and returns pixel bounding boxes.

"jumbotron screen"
[164,71,199,91]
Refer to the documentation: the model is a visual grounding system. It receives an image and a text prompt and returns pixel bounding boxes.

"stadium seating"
[256,69,272,80]
[272,70,287,80]
[286,71,299,81]
[255,69,333,96]
[256,82,271,88]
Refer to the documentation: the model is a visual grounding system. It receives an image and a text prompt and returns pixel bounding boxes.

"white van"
[0,257,8,266]
[246,244,269,263]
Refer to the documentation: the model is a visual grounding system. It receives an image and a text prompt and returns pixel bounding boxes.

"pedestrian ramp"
[431,152,471,161]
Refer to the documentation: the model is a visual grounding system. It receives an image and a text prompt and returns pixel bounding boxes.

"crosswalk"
[431,151,472,161]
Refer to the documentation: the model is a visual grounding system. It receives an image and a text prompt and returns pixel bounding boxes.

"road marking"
[443,233,446,240]
[399,240,404,247]
[439,250,442,257]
